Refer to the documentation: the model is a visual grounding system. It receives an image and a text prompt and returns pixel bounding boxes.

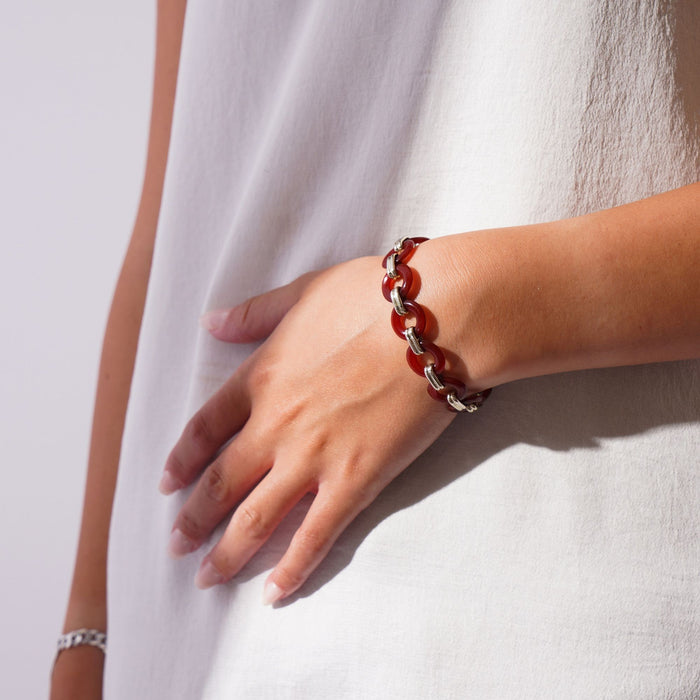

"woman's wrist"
[412,185,700,393]
[408,230,525,391]
[428,219,588,389]
[63,595,107,635]
[381,237,492,412]
[50,645,104,699]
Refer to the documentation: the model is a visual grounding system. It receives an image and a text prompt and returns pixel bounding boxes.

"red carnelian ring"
[381,236,430,268]
[468,388,492,405]
[382,239,415,269]
[390,300,426,339]
[405,342,445,376]
[427,375,466,402]
[428,382,492,411]
[381,264,413,302]
[381,236,492,413]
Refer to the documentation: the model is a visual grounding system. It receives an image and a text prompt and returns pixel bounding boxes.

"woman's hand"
[159,247,462,604]
[159,183,700,605]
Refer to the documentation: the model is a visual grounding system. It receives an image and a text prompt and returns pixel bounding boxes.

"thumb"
[200,270,321,343]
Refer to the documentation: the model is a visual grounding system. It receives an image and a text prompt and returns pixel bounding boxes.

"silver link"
[391,286,408,315]
[57,628,107,653]
[446,392,477,412]
[393,236,410,252]
[386,251,398,278]
[424,364,445,391]
[405,326,424,355]
[381,236,491,416]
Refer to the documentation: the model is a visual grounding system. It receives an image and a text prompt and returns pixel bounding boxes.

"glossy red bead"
[382,239,414,269]
[428,381,492,411]
[405,342,445,376]
[382,236,493,414]
[390,300,426,339]
[426,375,466,402]
[381,264,413,302]
[467,388,492,406]
[381,236,430,268]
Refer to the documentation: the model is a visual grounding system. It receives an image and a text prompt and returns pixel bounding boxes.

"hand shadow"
[230,359,700,604]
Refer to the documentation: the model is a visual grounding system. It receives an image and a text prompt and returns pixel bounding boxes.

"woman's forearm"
[420,183,700,390]
[52,2,186,695]
[52,173,159,700]
[62,223,157,632]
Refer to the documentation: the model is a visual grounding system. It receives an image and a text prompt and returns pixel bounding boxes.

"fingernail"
[168,528,199,558]
[262,580,285,606]
[195,559,227,589]
[158,470,183,495]
[199,309,228,333]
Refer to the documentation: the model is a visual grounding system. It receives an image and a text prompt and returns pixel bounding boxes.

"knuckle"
[270,400,304,431]
[176,510,205,541]
[186,411,216,453]
[335,463,376,506]
[350,476,380,510]
[293,526,327,560]
[202,462,230,503]
[337,459,364,484]
[303,431,329,456]
[246,360,271,393]
[234,504,273,542]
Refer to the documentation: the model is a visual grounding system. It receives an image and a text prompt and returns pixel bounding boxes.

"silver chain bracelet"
[56,628,107,654]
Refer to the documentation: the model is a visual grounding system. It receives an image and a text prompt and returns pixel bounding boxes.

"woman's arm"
[161,183,700,605]
[431,183,700,390]
[50,2,186,697]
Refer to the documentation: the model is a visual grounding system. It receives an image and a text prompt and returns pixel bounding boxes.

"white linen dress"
[105,1,700,697]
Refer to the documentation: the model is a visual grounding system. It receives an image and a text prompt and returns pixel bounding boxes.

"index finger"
[159,367,252,493]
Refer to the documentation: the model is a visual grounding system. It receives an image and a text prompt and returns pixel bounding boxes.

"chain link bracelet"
[382,236,492,413]
[52,628,107,677]
[56,628,107,655]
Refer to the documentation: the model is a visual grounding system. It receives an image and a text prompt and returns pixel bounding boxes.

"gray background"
[0,2,154,696]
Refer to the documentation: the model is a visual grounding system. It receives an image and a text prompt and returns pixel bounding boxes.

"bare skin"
[50,1,186,697]
[162,184,700,605]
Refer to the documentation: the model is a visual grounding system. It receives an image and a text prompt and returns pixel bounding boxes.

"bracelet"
[381,236,492,413]
[56,628,107,655]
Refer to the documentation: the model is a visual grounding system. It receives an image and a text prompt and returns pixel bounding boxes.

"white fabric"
[105,1,700,697]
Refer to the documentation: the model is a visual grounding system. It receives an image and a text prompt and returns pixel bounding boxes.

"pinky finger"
[262,490,359,606]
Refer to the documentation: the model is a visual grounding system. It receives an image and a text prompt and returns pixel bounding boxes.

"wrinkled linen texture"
[105,1,700,698]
